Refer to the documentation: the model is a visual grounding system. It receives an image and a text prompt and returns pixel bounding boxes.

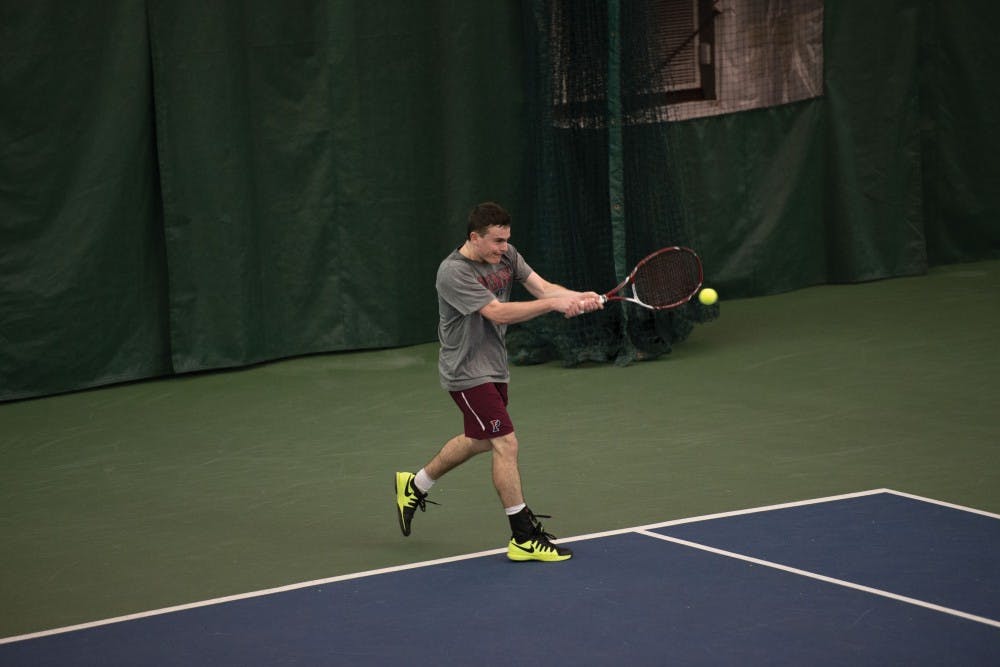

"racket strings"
[632,252,702,307]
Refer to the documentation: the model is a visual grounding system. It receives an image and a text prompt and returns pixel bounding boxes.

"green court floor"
[2,260,998,638]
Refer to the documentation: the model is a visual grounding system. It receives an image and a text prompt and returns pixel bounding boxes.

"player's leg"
[423,434,492,482]
[395,388,498,537]
[395,435,491,536]
[396,382,570,561]
[489,431,524,508]
[488,431,572,562]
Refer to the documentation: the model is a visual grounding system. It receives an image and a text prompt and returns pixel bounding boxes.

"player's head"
[467,202,511,239]
[464,202,511,264]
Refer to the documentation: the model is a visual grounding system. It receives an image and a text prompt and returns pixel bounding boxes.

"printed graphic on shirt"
[477,265,513,298]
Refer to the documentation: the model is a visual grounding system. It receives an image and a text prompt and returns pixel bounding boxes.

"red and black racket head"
[606,246,703,310]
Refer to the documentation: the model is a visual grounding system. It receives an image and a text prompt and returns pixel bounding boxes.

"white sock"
[414,468,435,494]
[504,503,526,516]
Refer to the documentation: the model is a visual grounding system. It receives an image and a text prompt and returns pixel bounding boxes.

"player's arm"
[479,272,603,325]
[522,272,603,311]
[480,297,569,325]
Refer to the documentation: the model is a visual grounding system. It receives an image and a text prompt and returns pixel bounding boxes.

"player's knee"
[491,432,518,457]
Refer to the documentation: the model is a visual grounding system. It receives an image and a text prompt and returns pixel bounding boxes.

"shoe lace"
[409,491,440,513]
[525,511,558,544]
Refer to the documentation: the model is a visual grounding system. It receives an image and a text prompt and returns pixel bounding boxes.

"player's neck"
[458,242,482,263]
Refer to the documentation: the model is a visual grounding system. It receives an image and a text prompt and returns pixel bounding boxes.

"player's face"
[469,225,510,264]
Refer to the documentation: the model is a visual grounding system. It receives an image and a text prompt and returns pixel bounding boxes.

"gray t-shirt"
[435,245,534,391]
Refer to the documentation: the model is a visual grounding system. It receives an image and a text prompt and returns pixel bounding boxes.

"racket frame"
[600,246,704,311]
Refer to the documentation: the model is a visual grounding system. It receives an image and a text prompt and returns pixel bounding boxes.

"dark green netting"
[510,0,718,367]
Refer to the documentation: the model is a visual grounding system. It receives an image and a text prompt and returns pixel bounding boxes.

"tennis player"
[395,202,602,562]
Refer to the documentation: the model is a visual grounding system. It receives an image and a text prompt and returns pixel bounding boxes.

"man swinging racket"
[395,202,603,561]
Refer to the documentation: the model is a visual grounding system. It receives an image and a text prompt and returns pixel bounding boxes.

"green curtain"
[664,102,831,298]
[2,1,999,400]
[1,1,524,400]
[920,2,1000,265]
[148,0,525,373]
[822,0,928,283]
[670,0,928,299]
[643,0,999,300]
[0,3,171,399]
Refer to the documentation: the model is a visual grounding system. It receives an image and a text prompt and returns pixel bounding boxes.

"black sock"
[509,507,535,541]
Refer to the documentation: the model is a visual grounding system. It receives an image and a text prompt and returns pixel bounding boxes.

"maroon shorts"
[449,383,514,439]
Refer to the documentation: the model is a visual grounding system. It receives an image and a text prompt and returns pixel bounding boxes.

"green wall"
[675,0,999,298]
[1,1,525,400]
[1,1,998,401]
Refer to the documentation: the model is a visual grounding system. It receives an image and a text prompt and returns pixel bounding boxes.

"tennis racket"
[600,246,704,310]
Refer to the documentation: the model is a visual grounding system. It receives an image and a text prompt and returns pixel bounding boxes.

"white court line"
[0,547,507,646]
[1,487,994,644]
[636,529,1000,629]
[557,487,892,544]
[883,488,1000,520]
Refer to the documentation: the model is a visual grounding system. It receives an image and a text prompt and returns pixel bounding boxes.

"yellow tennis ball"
[699,288,718,305]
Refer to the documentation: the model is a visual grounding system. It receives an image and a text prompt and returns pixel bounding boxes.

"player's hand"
[578,292,604,313]
[560,292,604,318]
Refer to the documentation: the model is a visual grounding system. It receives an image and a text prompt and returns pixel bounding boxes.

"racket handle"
[599,295,607,304]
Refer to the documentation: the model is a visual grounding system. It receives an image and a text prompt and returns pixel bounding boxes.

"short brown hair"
[467,202,511,238]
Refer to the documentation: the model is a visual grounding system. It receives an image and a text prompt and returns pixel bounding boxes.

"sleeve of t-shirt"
[507,244,534,283]
[436,260,496,316]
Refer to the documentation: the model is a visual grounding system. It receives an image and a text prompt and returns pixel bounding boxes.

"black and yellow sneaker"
[394,472,435,537]
[507,508,573,562]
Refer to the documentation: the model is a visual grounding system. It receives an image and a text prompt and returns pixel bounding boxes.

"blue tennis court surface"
[2,489,998,665]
